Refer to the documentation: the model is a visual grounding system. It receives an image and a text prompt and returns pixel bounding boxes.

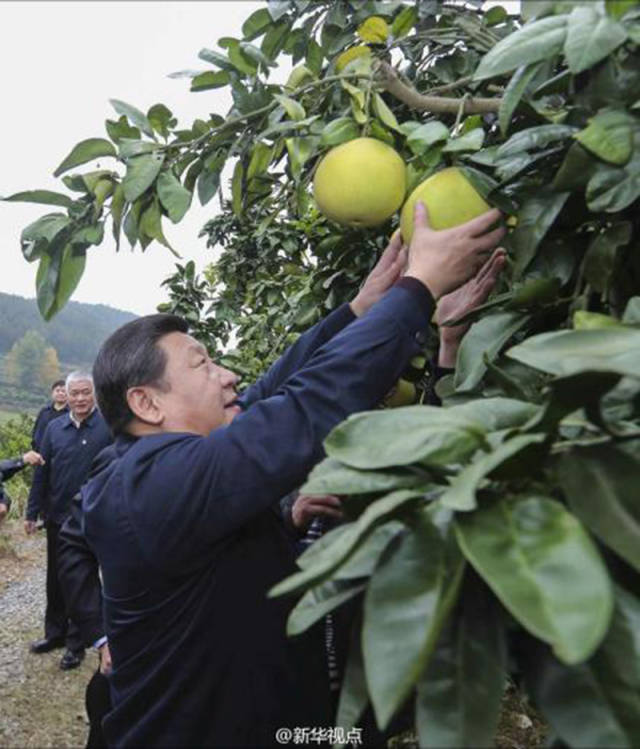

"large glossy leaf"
[287,579,365,635]
[324,407,488,470]
[20,213,71,262]
[510,191,570,277]
[564,5,628,74]
[416,584,507,748]
[440,434,547,512]
[320,117,359,147]
[336,622,369,735]
[36,243,86,321]
[109,99,154,138]
[574,109,634,165]
[122,151,164,202]
[450,397,540,432]
[302,457,432,496]
[454,312,531,392]
[456,496,614,664]
[53,138,116,178]
[157,171,191,223]
[474,15,567,80]
[558,445,640,573]
[406,121,449,155]
[363,511,464,729]
[336,521,405,580]
[497,124,577,159]
[190,71,230,92]
[583,222,632,293]
[586,134,640,212]
[499,63,544,136]
[241,7,273,40]
[110,183,125,251]
[442,128,484,153]
[269,490,425,597]
[2,190,73,208]
[507,327,640,379]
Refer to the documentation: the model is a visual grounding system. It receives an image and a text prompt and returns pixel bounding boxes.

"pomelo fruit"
[313,138,406,228]
[400,167,490,243]
[383,379,417,408]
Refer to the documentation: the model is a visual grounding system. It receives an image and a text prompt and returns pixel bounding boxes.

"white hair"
[65,371,94,390]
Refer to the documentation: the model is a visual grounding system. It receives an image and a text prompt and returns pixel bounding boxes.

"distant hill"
[0,292,137,365]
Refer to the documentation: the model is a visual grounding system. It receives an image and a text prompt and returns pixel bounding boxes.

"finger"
[374,229,403,274]
[461,208,503,237]
[474,248,506,283]
[307,495,342,508]
[412,200,431,234]
[473,225,507,253]
[306,506,345,520]
[377,246,408,285]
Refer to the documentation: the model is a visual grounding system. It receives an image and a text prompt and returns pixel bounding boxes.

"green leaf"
[110,183,125,250]
[336,624,368,735]
[285,136,315,179]
[122,200,141,248]
[242,7,273,39]
[583,222,632,293]
[36,243,87,321]
[324,407,488,470]
[269,490,425,597]
[416,585,507,748]
[440,434,547,512]
[442,128,485,152]
[574,109,634,165]
[302,457,431,496]
[499,63,544,136]
[118,139,159,159]
[564,5,628,74]
[407,121,449,155]
[139,198,175,253]
[226,39,258,76]
[336,521,405,580]
[510,191,570,277]
[363,511,463,729]
[606,0,640,19]
[474,15,567,80]
[391,5,418,38]
[54,244,87,313]
[558,445,640,574]
[497,124,577,158]
[157,171,192,223]
[239,41,276,71]
[454,312,531,392]
[287,579,365,636]
[305,38,324,75]
[320,117,359,146]
[122,151,164,202]
[147,104,174,139]
[274,93,306,121]
[190,70,230,92]
[267,0,289,22]
[372,93,400,132]
[20,213,71,262]
[231,160,244,217]
[105,115,141,144]
[623,296,640,323]
[247,142,273,180]
[110,99,154,138]
[2,190,73,208]
[456,496,614,664]
[451,398,541,432]
[586,135,640,212]
[357,16,389,43]
[552,142,599,191]
[507,327,640,379]
[197,48,235,71]
[53,138,116,178]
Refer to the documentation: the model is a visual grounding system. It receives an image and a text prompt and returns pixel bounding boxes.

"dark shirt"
[27,410,112,524]
[82,285,433,748]
[32,403,69,450]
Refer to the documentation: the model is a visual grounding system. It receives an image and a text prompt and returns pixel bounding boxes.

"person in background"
[0,451,45,524]
[25,371,112,670]
[32,380,69,451]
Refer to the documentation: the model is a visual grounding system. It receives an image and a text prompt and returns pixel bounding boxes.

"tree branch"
[377,62,501,114]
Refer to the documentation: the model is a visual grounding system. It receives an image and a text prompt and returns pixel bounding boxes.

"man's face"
[67,380,95,419]
[52,385,67,406]
[154,332,241,436]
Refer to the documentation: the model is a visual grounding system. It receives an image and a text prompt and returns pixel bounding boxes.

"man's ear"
[126,386,164,427]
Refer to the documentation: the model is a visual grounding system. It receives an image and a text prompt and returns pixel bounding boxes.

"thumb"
[412,200,431,233]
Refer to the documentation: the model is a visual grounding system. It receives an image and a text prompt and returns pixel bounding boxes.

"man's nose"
[218,367,239,387]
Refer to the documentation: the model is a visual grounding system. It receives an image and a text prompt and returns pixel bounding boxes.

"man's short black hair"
[51,380,65,390]
[93,314,189,435]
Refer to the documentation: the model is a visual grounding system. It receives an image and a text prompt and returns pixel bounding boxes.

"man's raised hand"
[405,201,505,300]
[350,230,407,317]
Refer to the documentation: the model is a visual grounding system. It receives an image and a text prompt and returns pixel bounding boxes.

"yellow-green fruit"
[400,167,490,243]
[384,379,417,408]
[313,138,406,228]
[573,311,625,330]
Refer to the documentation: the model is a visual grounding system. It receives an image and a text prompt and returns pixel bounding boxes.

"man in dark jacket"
[32,379,68,451]
[82,204,504,747]
[25,371,112,669]
[0,450,45,523]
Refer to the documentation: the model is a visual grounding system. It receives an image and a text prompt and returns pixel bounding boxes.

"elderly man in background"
[25,371,112,670]
[32,379,69,451]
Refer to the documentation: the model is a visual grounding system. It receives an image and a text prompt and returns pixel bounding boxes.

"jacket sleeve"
[31,408,46,450]
[238,303,355,408]
[26,426,52,521]
[128,285,432,569]
[58,494,104,648]
[0,457,25,483]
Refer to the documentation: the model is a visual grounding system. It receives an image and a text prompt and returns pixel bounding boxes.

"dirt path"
[0,520,96,748]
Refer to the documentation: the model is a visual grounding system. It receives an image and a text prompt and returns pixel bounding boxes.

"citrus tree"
[6,0,640,745]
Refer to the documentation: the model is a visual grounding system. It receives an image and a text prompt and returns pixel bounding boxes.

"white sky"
[0,1,517,317]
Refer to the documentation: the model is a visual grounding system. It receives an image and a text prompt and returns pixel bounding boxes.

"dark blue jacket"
[32,403,69,450]
[82,286,433,748]
[0,456,28,510]
[27,409,112,524]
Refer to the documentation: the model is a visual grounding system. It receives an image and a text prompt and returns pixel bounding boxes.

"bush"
[0,413,35,518]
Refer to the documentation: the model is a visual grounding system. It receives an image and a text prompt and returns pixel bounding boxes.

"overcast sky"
[1,1,515,317]
[0,1,262,316]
